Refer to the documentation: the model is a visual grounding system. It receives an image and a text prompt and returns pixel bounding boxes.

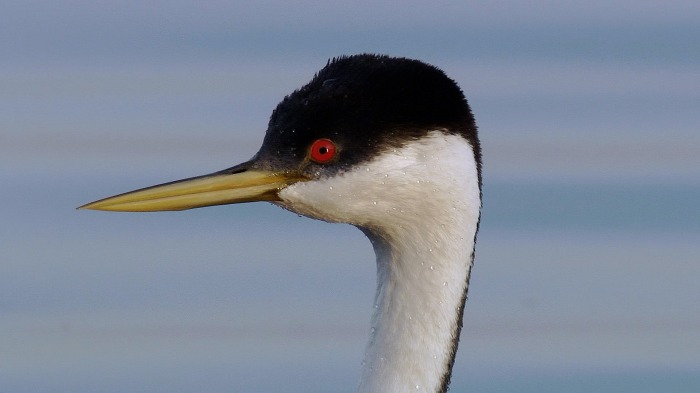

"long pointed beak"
[78,162,307,212]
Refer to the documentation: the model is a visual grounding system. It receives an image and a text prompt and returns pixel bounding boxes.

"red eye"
[309,138,337,163]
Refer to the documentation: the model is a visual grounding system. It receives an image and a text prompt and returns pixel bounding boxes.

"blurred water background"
[1,1,699,392]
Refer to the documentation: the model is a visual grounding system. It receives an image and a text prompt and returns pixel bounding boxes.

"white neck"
[278,132,481,393]
[358,222,474,393]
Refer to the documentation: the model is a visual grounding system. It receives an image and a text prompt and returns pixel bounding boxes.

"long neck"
[358,208,477,393]
[277,132,481,393]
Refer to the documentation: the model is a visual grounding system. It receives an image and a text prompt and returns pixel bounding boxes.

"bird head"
[80,54,480,230]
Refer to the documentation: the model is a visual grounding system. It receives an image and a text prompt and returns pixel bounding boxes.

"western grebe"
[80,54,482,393]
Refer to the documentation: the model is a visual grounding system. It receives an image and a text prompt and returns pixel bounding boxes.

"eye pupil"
[309,139,337,163]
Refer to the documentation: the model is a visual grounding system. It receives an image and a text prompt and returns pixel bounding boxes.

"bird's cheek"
[277,181,368,224]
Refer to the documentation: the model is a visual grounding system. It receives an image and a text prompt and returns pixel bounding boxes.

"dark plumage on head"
[252,54,480,182]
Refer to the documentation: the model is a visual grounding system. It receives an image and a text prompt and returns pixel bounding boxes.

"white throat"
[278,132,481,393]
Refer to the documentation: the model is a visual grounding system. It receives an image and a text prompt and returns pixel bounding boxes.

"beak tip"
[77,201,99,211]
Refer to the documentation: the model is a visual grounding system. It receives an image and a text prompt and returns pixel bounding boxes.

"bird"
[80,54,482,393]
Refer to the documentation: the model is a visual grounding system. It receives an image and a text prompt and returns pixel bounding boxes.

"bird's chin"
[271,199,348,225]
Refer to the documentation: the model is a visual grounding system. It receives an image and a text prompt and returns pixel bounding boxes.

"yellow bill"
[78,169,307,212]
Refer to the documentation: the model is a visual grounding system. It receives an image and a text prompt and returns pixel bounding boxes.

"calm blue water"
[2,1,699,392]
